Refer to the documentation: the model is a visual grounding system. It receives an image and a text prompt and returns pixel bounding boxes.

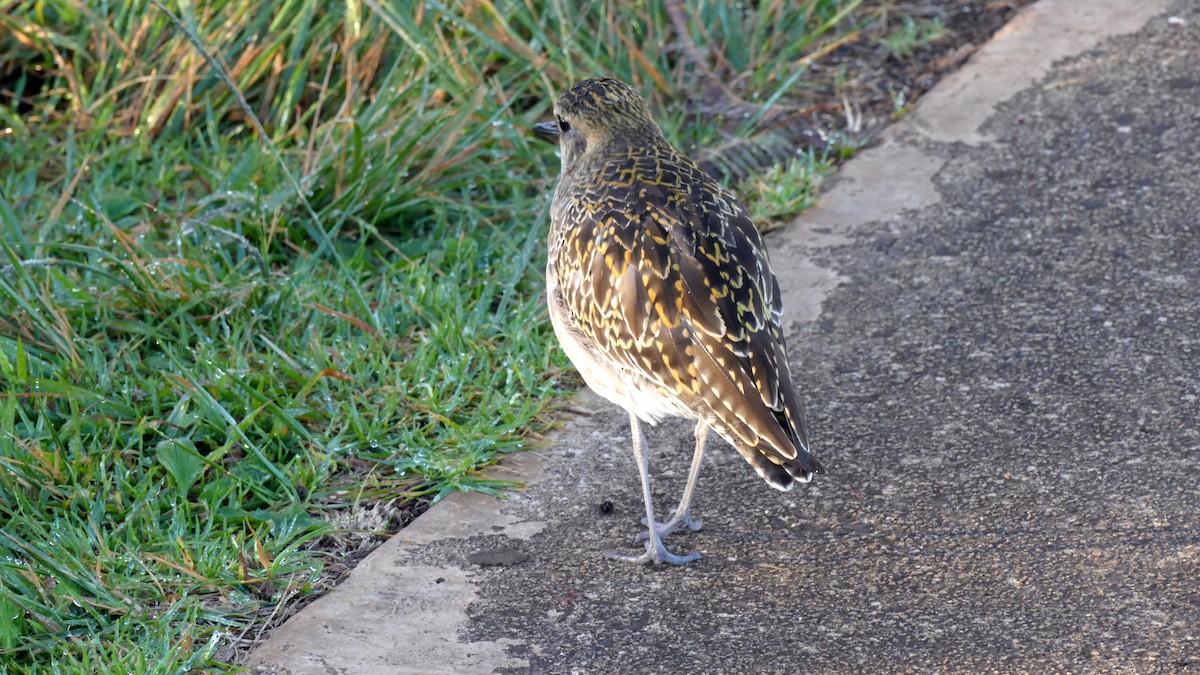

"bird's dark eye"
[557,117,571,133]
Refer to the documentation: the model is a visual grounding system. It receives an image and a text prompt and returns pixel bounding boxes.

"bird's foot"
[636,511,703,540]
[607,537,702,565]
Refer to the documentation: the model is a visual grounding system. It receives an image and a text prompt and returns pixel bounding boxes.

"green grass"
[743,150,837,231]
[1,0,875,670]
[876,15,947,59]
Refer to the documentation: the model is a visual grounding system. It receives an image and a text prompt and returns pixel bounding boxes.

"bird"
[532,77,824,565]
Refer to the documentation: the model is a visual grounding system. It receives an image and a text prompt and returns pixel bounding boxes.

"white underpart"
[546,269,692,426]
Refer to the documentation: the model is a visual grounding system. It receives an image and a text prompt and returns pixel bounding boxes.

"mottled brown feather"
[544,77,823,490]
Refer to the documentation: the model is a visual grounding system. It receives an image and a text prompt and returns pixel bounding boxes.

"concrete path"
[250,0,1198,671]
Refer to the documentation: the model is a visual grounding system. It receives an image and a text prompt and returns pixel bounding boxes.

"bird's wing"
[670,172,823,485]
[553,187,697,402]
[555,154,822,487]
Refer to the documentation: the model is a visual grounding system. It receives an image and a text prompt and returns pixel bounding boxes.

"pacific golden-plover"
[533,77,824,565]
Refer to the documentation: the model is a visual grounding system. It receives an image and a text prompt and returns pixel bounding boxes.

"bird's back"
[547,140,823,489]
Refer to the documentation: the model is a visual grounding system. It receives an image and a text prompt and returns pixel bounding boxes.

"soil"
[822,0,1036,122]
[690,0,1036,182]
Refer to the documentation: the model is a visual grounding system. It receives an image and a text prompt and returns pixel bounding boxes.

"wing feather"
[552,147,823,486]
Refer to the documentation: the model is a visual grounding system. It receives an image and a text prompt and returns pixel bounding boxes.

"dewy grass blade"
[147,0,378,332]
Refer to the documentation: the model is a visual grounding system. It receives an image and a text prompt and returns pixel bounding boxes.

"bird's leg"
[638,421,707,539]
[607,412,702,565]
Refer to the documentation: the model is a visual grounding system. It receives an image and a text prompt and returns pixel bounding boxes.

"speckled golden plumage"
[533,77,823,565]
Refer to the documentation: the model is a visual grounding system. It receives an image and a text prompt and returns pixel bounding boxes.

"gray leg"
[607,412,702,565]
[639,421,707,539]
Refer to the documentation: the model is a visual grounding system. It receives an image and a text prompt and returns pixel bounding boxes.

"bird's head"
[532,77,664,170]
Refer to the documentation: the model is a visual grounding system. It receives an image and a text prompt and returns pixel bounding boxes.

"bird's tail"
[693,340,824,491]
[725,417,824,491]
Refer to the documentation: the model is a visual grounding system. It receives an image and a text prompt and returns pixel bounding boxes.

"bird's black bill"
[532,120,561,143]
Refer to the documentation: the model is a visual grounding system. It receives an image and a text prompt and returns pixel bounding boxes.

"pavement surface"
[249,0,1199,672]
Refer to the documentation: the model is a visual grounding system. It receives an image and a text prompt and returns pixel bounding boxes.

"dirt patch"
[691,0,1035,182]
[822,0,1035,120]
